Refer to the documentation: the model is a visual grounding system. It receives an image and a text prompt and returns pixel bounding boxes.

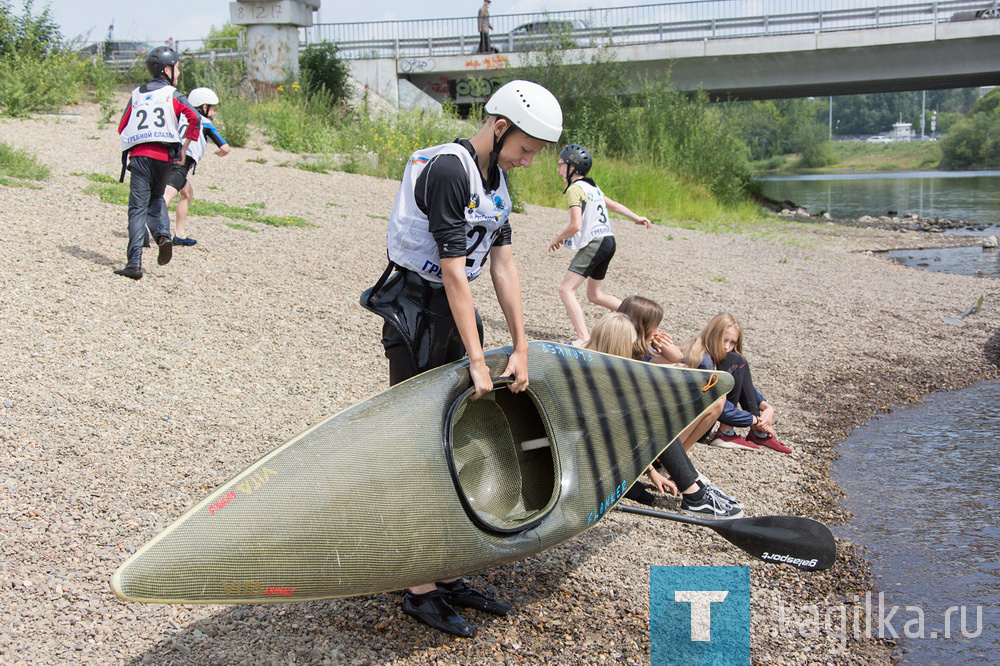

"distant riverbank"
[753,141,941,174]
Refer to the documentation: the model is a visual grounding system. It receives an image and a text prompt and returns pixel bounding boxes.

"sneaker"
[681,486,744,520]
[403,589,476,637]
[707,430,759,450]
[173,236,197,246]
[746,430,791,454]
[437,579,513,616]
[155,235,172,265]
[702,481,743,508]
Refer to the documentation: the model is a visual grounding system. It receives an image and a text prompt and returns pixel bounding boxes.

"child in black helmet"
[549,144,651,345]
[114,46,200,280]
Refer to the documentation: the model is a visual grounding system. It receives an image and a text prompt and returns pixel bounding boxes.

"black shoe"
[156,235,172,265]
[402,590,476,638]
[114,267,143,280]
[624,484,657,507]
[438,579,513,616]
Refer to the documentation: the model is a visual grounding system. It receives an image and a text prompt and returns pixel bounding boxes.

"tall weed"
[0,52,83,116]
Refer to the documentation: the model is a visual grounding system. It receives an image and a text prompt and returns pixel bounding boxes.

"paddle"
[942,295,983,327]
[615,504,837,571]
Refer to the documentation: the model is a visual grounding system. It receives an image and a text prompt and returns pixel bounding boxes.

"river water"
[759,169,999,663]
[759,170,1000,278]
[833,382,1000,664]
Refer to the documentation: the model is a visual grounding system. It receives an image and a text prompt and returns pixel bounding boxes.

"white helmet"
[187,87,219,108]
[484,80,562,143]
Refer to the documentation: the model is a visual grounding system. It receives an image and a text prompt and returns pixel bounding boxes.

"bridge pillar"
[230,0,320,86]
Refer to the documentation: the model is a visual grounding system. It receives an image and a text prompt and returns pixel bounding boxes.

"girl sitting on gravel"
[584,313,742,519]
[617,296,724,454]
[682,313,791,454]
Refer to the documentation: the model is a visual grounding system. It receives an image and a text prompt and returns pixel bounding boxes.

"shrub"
[299,42,350,104]
[0,139,50,180]
[0,51,83,115]
[0,0,62,58]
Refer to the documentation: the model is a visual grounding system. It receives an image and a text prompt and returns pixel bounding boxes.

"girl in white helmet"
[162,86,231,246]
[361,79,562,639]
[549,143,651,346]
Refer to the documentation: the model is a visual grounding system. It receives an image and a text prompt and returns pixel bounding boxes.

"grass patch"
[512,154,767,232]
[80,174,312,227]
[85,180,130,205]
[294,162,328,174]
[0,141,50,182]
[224,222,260,232]
[366,214,388,221]
[187,200,311,227]
[246,157,267,164]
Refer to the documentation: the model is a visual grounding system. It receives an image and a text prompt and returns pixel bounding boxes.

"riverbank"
[752,141,941,174]
[1,103,998,665]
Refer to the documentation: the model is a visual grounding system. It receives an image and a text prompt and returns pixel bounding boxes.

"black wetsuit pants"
[376,268,484,386]
[125,156,172,269]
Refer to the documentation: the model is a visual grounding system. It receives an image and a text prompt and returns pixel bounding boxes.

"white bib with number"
[387,142,510,283]
[179,111,207,163]
[120,85,181,152]
[566,180,612,250]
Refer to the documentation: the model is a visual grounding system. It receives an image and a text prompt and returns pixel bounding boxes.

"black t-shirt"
[414,139,512,259]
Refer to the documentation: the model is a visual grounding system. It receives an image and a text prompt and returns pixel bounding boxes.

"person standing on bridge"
[477,0,493,53]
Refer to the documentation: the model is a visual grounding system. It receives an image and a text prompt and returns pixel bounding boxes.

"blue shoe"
[173,236,197,246]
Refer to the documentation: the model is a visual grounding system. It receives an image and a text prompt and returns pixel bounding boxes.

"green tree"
[204,22,244,51]
[939,88,1000,169]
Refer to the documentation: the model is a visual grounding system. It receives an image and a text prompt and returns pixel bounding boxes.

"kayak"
[111,341,732,604]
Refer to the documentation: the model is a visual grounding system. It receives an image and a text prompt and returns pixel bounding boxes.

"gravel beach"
[1,102,997,665]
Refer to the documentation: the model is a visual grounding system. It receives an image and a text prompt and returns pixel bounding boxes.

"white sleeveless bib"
[120,85,181,152]
[566,180,612,250]
[387,143,511,283]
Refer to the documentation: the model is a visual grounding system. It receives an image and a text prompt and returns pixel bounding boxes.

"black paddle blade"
[712,515,837,571]
[615,505,837,571]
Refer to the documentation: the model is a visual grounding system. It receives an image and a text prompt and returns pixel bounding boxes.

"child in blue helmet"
[549,144,651,345]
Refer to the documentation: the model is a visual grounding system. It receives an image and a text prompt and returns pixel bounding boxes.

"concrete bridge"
[305,0,1000,108]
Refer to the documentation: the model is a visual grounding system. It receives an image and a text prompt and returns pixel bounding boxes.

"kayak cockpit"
[446,381,559,534]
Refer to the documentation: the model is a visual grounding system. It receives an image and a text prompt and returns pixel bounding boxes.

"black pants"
[718,351,761,421]
[371,268,484,386]
[657,441,699,492]
[125,156,172,269]
[477,32,490,53]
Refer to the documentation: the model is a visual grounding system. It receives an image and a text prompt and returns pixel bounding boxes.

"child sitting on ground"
[683,313,791,454]
[548,144,650,346]
[584,313,743,519]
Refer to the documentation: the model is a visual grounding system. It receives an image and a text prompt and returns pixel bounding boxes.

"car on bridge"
[506,19,591,51]
[867,135,893,144]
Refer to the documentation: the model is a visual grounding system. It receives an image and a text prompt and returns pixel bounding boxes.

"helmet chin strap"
[562,164,578,194]
[488,118,516,175]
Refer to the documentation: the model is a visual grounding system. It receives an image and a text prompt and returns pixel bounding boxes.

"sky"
[41,0,675,44]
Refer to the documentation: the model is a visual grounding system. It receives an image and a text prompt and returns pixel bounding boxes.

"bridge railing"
[303,0,999,59]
